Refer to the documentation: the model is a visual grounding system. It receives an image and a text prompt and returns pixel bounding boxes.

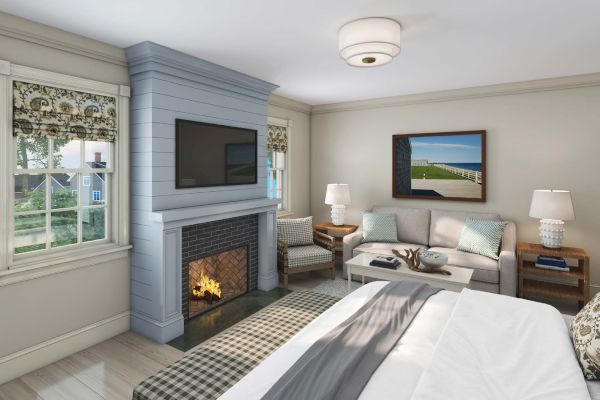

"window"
[267,121,290,213]
[14,138,111,254]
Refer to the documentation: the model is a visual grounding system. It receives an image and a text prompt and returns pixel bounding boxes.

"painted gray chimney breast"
[126,42,279,343]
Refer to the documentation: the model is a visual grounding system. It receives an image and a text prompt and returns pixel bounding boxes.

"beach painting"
[393,131,486,202]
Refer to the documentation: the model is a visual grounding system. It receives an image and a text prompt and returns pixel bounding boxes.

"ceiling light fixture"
[338,17,401,67]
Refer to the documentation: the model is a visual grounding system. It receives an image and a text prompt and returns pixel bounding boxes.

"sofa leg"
[283,273,288,289]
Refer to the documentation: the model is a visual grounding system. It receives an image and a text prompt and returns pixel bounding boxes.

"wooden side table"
[517,242,590,310]
[314,222,359,262]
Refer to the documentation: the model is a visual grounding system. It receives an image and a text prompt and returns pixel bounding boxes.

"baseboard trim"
[0,311,130,385]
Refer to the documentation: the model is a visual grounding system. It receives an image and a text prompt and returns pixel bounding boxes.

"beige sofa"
[343,206,517,296]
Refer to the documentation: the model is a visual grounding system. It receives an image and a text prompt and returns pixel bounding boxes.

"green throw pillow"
[362,213,398,243]
[457,218,507,260]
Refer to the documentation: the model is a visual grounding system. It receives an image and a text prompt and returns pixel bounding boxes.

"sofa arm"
[343,229,363,277]
[499,221,517,296]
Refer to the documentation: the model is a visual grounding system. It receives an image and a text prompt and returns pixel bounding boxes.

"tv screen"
[176,119,257,188]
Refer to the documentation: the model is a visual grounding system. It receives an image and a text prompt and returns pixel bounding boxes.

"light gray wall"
[0,12,130,361]
[310,85,600,290]
[268,95,311,218]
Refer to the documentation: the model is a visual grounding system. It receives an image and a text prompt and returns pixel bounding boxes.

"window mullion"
[45,170,51,250]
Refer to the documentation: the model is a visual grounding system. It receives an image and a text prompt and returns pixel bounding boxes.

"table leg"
[348,271,351,291]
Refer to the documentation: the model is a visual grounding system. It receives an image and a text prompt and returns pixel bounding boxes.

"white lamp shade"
[325,184,351,205]
[338,18,401,67]
[529,190,575,221]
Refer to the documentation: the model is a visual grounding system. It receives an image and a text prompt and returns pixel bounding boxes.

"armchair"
[277,230,336,288]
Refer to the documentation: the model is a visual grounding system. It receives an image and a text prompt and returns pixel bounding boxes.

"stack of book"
[370,256,400,269]
[535,256,569,272]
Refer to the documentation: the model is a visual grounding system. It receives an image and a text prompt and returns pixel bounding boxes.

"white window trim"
[92,190,101,201]
[0,61,131,278]
[267,116,293,218]
[83,175,91,186]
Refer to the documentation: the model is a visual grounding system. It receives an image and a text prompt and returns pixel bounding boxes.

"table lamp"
[529,190,575,248]
[325,184,351,226]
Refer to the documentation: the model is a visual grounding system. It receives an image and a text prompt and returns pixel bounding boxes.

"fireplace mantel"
[150,198,277,227]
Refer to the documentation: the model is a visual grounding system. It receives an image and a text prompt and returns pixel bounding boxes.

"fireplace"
[188,246,249,318]
[181,214,259,320]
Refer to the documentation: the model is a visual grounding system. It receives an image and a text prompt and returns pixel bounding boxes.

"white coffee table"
[346,252,473,293]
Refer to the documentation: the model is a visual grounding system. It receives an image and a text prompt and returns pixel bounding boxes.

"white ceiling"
[1,0,600,105]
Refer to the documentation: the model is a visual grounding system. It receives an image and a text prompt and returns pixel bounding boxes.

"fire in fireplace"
[188,245,248,318]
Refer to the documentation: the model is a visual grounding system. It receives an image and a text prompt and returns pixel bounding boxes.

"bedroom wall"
[268,95,312,218]
[0,12,130,383]
[310,80,600,293]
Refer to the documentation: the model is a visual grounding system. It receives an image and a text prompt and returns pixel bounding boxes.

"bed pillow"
[456,218,507,260]
[571,294,600,380]
[277,216,313,246]
[362,213,398,243]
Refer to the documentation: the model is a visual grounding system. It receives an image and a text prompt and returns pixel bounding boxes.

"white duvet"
[220,282,589,400]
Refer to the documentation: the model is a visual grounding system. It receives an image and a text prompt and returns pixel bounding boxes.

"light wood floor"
[0,271,333,400]
[0,332,184,400]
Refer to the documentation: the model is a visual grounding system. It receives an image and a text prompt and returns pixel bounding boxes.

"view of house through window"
[14,137,110,254]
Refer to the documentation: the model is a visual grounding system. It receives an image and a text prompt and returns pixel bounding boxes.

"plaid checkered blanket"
[132,290,339,400]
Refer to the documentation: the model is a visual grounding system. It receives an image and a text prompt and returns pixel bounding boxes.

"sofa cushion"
[287,245,333,268]
[457,218,508,260]
[353,242,427,258]
[429,210,501,249]
[428,247,499,284]
[277,216,313,246]
[372,206,430,245]
[362,213,398,243]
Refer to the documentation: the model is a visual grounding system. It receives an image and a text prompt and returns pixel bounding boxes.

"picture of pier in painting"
[393,131,485,201]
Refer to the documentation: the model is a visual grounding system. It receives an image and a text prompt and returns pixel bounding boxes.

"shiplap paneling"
[126,41,278,342]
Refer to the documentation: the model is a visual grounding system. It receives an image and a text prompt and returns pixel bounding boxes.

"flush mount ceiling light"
[338,17,401,67]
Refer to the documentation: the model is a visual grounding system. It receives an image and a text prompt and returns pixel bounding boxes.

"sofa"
[343,206,517,296]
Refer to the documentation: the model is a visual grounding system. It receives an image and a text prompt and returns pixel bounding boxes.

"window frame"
[267,117,293,218]
[12,137,113,256]
[0,62,131,274]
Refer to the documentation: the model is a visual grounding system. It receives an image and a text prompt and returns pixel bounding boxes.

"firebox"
[188,246,249,318]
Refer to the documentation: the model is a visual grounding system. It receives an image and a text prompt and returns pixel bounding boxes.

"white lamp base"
[539,219,565,248]
[330,205,346,226]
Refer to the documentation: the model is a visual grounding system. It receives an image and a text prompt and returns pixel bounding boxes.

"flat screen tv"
[176,119,257,188]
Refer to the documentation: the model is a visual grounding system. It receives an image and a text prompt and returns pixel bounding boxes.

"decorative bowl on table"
[419,250,448,270]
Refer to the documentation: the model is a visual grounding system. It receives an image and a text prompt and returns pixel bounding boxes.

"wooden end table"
[314,222,358,261]
[517,242,590,310]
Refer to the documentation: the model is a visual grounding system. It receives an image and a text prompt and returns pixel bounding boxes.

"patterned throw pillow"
[456,218,507,260]
[277,216,314,247]
[361,213,398,243]
[572,294,600,380]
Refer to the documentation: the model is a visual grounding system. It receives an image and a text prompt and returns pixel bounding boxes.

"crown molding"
[268,94,311,114]
[126,41,278,100]
[0,13,127,67]
[311,72,600,115]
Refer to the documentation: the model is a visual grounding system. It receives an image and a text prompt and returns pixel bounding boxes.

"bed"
[220,281,594,400]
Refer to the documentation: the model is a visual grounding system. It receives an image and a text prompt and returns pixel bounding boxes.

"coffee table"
[346,252,473,292]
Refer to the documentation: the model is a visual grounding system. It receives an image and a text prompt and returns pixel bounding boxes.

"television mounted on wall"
[175,119,258,188]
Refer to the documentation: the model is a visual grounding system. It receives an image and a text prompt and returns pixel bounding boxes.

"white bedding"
[411,288,590,400]
[220,282,590,400]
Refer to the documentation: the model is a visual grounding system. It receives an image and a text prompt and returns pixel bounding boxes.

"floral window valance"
[267,124,288,153]
[13,81,117,142]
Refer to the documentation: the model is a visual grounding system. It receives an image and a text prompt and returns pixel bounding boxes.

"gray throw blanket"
[262,281,441,400]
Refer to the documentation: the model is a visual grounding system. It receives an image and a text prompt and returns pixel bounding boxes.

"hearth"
[188,246,249,318]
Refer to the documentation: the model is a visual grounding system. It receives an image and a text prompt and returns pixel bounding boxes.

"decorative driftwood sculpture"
[392,249,451,275]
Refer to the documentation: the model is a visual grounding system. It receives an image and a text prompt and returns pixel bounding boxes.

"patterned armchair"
[277,217,336,288]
